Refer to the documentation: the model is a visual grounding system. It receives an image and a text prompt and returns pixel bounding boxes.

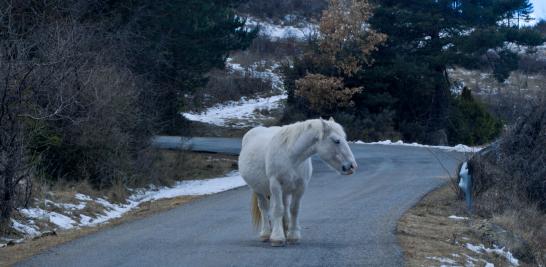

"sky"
[531,0,546,22]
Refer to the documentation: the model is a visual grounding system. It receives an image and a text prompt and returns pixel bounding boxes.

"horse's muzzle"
[341,162,356,175]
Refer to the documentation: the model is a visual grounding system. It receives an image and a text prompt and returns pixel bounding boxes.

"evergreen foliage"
[447,88,502,145]
[80,0,258,133]
[284,0,544,145]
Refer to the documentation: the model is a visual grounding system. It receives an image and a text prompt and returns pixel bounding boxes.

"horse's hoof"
[270,239,286,247]
[259,235,270,242]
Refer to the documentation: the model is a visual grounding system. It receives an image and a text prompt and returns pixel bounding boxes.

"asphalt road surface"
[19,142,464,267]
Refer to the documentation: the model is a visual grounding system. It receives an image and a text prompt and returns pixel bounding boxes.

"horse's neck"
[288,126,320,165]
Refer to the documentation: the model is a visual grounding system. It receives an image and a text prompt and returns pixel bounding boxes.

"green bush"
[447,88,503,146]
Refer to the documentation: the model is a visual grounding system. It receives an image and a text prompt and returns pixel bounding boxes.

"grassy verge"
[397,184,542,267]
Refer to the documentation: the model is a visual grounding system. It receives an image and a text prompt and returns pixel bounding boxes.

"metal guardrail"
[151,136,242,155]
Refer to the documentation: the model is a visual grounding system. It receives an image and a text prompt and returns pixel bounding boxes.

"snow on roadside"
[80,173,246,227]
[465,243,520,266]
[426,256,457,265]
[352,139,482,153]
[143,175,246,199]
[448,215,469,220]
[11,219,40,236]
[5,172,246,243]
[47,212,77,229]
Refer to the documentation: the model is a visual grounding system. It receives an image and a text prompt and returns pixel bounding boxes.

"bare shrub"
[23,21,152,189]
[189,68,274,110]
[0,0,157,225]
[468,104,546,264]
[470,105,546,210]
[243,36,304,62]
[491,208,546,265]
[295,74,362,113]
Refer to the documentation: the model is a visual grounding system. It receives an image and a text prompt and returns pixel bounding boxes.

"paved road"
[19,143,464,267]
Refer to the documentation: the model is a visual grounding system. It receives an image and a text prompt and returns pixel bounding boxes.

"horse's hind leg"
[256,194,271,242]
[269,178,286,246]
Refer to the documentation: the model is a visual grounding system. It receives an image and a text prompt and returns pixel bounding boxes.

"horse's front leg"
[256,194,271,242]
[269,178,286,246]
[287,190,303,244]
[282,193,290,234]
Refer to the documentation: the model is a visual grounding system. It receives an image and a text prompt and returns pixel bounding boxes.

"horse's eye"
[333,139,340,144]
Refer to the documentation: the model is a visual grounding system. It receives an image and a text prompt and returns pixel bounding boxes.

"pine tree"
[82,0,257,133]
[364,0,544,144]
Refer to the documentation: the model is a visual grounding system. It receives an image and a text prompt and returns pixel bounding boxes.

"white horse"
[238,118,357,246]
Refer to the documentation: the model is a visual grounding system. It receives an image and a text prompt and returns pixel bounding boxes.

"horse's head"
[316,118,358,175]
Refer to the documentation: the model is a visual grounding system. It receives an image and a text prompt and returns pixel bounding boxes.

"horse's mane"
[275,119,346,147]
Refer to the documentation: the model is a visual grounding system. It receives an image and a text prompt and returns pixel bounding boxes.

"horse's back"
[242,126,278,147]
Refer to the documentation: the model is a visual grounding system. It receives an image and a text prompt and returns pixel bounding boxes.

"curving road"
[19,142,463,267]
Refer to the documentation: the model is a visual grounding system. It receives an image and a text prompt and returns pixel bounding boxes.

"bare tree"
[0,1,153,226]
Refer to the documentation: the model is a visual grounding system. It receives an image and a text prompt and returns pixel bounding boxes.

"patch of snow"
[449,215,469,220]
[79,214,93,225]
[462,253,479,267]
[245,17,317,40]
[45,199,86,211]
[483,261,495,267]
[85,198,137,226]
[11,173,247,242]
[144,174,246,200]
[75,193,92,201]
[182,94,287,128]
[466,243,484,254]
[81,172,246,227]
[352,139,482,153]
[48,212,76,229]
[225,58,284,91]
[443,43,455,51]
[11,219,40,236]
[465,243,519,266]
[183,58,286,128]
[426,256,457,264]
[20,208,49,220]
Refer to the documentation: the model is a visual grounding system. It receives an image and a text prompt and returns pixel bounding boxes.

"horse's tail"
[251,192,261,229]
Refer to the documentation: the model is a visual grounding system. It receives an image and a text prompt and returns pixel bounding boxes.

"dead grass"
[0,195,197,266]
[398,184,540,267]
[491,209,546,265]
[186,121,249,137]
[150,150,238,185]
[448,67,546,122]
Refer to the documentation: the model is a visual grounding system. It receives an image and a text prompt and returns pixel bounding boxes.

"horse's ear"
[329,117,335,122]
